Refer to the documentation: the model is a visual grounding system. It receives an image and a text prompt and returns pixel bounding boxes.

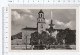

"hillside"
[11,32,22,40]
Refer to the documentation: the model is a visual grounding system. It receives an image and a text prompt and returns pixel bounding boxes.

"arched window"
[41,14,42,17]
[40,13,43,18]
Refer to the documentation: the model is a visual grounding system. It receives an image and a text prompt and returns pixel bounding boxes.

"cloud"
[55,20,74,29]
[11,9,32,21]
[45,19,50,24]
[55,20,64,25]
[24,9,31,13]
[12,9,31,14]
[65,21,72,28]
[29,15,35,20]
[12,11,21,20]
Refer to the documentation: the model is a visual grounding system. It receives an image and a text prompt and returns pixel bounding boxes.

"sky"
[11,9,76,35]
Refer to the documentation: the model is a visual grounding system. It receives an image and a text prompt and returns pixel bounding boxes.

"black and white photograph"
[10,7,77,50]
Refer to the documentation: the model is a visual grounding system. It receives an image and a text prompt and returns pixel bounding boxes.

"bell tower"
[37,9,45,34]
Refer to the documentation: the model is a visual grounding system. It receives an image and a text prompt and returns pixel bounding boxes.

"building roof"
[46,28,76,32]
[22,27,37,30]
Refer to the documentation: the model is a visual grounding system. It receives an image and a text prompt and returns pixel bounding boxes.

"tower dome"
[38,9,44,13]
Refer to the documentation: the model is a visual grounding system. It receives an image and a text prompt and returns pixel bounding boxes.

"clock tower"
[37,9,45,34]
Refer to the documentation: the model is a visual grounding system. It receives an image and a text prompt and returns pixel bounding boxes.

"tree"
[56,30,66,45]
[56,28,76,45]
[30,31,39,45]
[47,36,56,45]
[40,31,56,45]
[40,31,49,45]
[64,28,76,45]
